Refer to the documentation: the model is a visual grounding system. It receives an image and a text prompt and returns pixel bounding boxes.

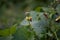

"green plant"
[0,0,60,40]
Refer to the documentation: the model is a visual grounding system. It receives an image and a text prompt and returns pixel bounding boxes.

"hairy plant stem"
[28,21,40,40]
[54,31,59,40]
[49,19,59,40]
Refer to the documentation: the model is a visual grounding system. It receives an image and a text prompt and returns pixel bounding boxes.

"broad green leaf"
[0,24,17,37]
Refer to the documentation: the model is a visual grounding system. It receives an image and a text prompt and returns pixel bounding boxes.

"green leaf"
[0,24,17,37]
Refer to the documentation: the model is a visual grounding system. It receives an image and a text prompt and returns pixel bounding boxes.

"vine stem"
[54,31,59,40]
[49,20,59,40]
[28,21,31,25]
[28,21,40,40]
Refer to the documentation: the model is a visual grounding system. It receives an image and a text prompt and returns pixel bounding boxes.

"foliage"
[0,24,17,37]
[0,0,60,40]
